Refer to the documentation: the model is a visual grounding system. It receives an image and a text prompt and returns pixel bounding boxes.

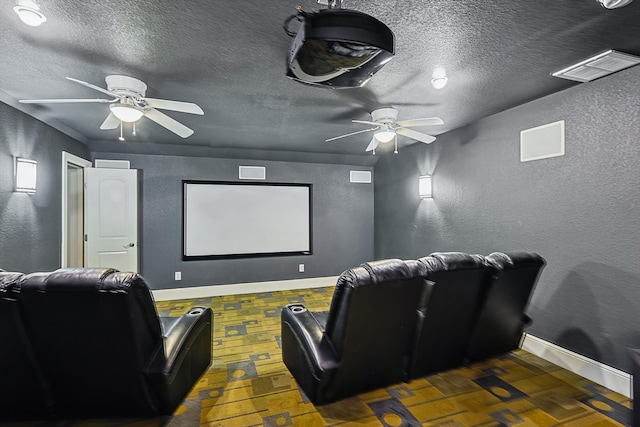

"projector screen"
[183,181,312,259]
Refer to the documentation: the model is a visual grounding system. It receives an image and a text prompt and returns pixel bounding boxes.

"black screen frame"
[182,180,313,261]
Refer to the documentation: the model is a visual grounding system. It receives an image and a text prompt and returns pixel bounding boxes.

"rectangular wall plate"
[239,166,266,180]
[520,120,565,162]
[94,159,130,169]
[350,170,372,183]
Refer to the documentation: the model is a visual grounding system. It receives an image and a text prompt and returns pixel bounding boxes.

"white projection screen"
[183,181,312,259]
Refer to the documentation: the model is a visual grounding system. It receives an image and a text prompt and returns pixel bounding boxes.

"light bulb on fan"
[375,130,395,143]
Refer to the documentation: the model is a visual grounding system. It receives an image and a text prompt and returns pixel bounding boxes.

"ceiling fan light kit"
[110,103,144,122]
[374,130,395,143]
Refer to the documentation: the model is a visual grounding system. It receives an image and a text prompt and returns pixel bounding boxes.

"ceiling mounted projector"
[285,8,395,89]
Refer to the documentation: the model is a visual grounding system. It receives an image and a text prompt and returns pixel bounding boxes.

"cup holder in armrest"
[188,308,203,316]
[290,305,306,313]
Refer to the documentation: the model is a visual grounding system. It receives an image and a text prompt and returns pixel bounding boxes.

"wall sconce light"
[15,157,37,193]
[419,175,432,198]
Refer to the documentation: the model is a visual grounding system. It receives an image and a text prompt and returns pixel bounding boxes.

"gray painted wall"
[0,102,90,272]
[92,152,374,289]
[374,65,640,373]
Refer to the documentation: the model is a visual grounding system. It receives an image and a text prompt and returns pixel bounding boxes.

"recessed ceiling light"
[431,68,448,89]
[13,4,46,27]
[597,0,633,8]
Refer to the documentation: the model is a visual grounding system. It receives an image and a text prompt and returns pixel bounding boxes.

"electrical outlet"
[298,264,305,273]
[174,271,182,280]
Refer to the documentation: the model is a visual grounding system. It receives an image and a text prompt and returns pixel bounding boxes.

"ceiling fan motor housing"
[105,75,147,98]
[371,107,398,123]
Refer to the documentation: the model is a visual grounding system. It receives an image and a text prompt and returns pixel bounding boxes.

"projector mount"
[283,0,345,37]
[317,0,343,8]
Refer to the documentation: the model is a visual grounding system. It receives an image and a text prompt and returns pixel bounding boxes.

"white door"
[84,168,138,272]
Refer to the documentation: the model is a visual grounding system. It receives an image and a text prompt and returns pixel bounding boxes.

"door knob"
[123,242,135,248]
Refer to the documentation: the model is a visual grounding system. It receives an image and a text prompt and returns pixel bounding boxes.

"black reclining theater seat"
[466,252,546,362]
[409,252,497,379]
[0,270,52,419]
[12,268,213,418]
[281,259,432,405]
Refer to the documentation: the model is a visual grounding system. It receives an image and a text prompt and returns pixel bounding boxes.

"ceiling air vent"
[551,50,640,82]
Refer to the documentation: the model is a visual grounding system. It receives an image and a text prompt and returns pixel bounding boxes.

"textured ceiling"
[1,0,640,164]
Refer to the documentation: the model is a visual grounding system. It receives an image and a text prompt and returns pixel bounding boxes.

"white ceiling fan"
[326,107,443,154]
[19,75,204,139]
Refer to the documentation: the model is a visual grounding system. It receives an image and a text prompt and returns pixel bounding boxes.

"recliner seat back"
[0,271,52,418]
[466,252,546,362]
[319,259,431,402]
[17,268,166,416]
[410,252,496,378]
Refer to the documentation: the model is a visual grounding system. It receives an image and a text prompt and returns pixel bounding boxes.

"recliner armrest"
[160,307,212,381]
[146,306,213,414]
[281,304,339,380]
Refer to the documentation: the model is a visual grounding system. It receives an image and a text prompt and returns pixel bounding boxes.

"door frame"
[61,151,91,268]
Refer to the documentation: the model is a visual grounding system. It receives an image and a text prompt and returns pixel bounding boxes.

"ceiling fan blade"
[144,108,194,138]
[396,127,437,144]
[19,98,115,104]
[395,117,444,127]
[352,119,380,126]
[325,127,378,142]
[143,98,204,115]
[365,137,379,152]
[99,113,120,130]
[65,77,119,98]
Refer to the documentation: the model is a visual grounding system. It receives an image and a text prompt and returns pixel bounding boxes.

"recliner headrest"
[20,268,119,292]
[0,271,25,297]
[337,258,426,287]
[486,252,546,270]
[418,252,486,272]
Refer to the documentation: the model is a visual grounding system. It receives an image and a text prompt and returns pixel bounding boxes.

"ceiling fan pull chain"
[132,121,137,136]
[394,134,398,153]
[118,120,125,142]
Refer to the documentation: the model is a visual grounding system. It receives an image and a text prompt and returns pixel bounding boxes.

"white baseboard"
[522,333,632,398]
[152,275,339,302]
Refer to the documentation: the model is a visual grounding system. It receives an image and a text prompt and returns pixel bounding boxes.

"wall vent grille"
[239,166,266,180]
[94,159,130,169]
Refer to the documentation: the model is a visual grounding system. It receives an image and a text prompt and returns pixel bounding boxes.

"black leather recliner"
[0,268,213,419]
[283,251,547,405]
[281,259,432,405]
[0,270,52,418]
[409,252,497,378]
[466,252,546,362]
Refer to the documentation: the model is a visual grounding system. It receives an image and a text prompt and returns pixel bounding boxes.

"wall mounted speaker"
[350,170,372,183]
[239,166,266,180]
[94,159,130,169]
[520,120,565,162]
